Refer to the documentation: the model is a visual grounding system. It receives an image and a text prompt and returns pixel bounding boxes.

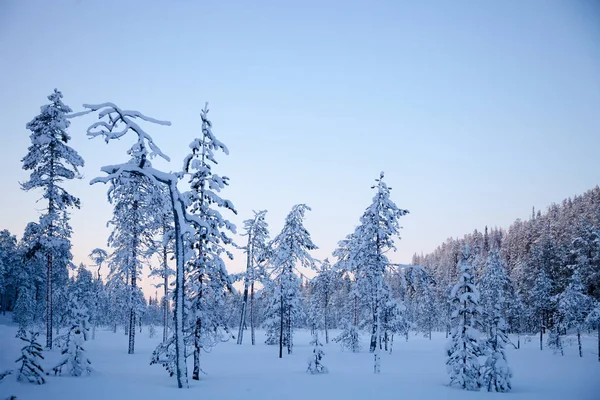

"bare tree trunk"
[128,200,139,355]
[163,238,169,343]
[324,290,329,344]
[193,319,201,380]
[287,304,292,355]
[577,329,582,357]
[540,312,543,351]
[46,253,53,349]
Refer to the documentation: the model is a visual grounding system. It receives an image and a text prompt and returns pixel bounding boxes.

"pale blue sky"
[1,0,599,292]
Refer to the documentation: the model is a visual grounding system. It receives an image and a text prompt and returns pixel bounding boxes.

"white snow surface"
[0,314,598,400]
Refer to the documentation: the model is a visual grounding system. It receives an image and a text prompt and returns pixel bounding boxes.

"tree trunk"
[46,253,53,349]
[287,303,292,355]
[279,294,284,359]
[128,200,139,355]
[324,291,329,344]
[237,234,253,345]
[163,239,169,344]
[193,319,201,380]
[250,282,256,345]
[171,186,188,389]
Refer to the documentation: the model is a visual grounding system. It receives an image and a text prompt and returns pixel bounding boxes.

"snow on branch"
[82,103,171,165]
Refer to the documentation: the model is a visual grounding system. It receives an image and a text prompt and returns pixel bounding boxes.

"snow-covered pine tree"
[267,204,317,358]
[310,259,336,344]
[88,248,108,340]
[183,103,237,380]
[80,101,195,388]
[556,271,591,357]
[307,332,328,374]
[53,294,92,377]
[478,251,512,392]
[15,330,45,384]
[478,249,512,337]
[107,170,162,354]
[530,270,553,350]
[332,231,362,352]
[446,248,483,391]
[353,173,409,373]
[21,89,84,349]
[237,210,269,345]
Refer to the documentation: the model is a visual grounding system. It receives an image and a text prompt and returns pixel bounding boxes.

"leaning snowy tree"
[183,103,237,380]
[237,210,270,345]
[353,172,409,373]
[76,102,209,388]
[446,247,484,391]
[267,204,317,358]
[21,89,84,349]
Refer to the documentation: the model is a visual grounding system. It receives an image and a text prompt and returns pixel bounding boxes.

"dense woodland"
[1,90,599,392]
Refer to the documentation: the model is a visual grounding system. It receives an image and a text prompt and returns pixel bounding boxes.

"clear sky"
[1,0,599,296]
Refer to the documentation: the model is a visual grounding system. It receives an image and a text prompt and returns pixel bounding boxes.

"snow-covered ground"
[1,314,598,400]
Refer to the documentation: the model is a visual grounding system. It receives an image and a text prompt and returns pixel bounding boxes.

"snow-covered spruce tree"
[556,271,592,357]
[237,210,269,345]
[332,233,362,352]
[182,103,237,380]
[353,173,409,373]
[107,170,162,353]
[478,250,512,392]
[0,230,20,316]
[478,249,512,337]
[412,269,438,340]
[146,199,175,344]
[310,259,336,344]
[15,330,45,384]
[266,204,317,358]
[88,248,108,340]
[446,248,483,391]
[21,89,84,348]
[530,269,553,350]
[53,293,92,377]
[307,332,328,374]
[80,102,196,388]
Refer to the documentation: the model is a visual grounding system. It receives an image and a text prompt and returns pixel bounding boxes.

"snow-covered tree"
[478,249,512,337]
[88,248,108,340]
[183,103,237,380]
[53,294,92,377]
[266,204,317,358]
[478,251,512,391]
[237,210,269,345]
[481,317,512,392]
[310,259,336,343]
[530,270,553,350]
[15,330,45,384]
[556,271,592,357]
[352,173,409,373]
[21,89,84,348]
[80,101,191,388]
[307,333,328,374]
[446,249,483,391]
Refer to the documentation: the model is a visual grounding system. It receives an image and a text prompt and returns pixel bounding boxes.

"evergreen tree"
[310,259,336,343]
[266,204,317,358]
[556,271,592,357]
[15,330,45,385]
[446,249,483,391]
[237,210,269,345]
[530,270,553,350]
[53,294,92,377]
[307,333,328,374]
[21,89,84,349]
[183,103,237,380]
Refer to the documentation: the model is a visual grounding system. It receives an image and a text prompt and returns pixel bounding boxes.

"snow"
[1,314,598,400]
